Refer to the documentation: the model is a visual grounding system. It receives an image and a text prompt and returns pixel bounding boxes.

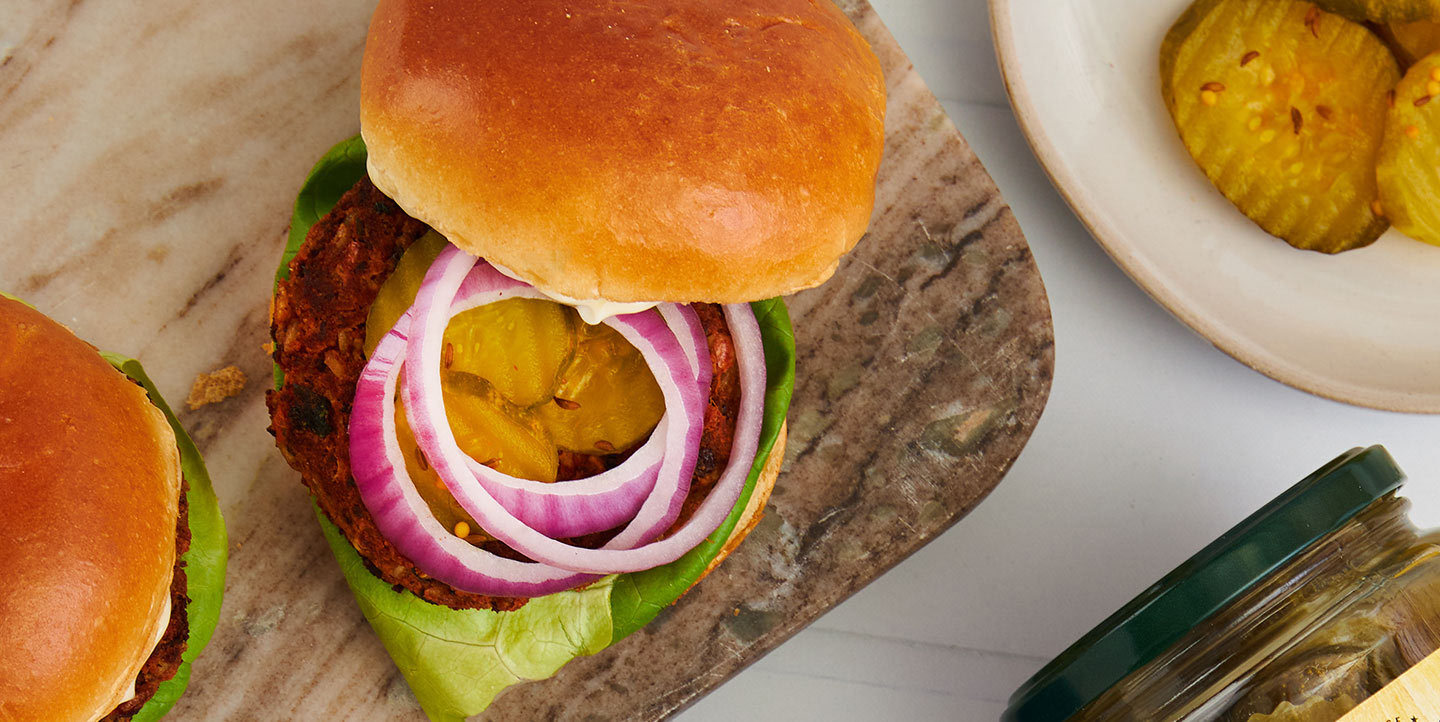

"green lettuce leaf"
[317,510,613,721]
[280,136,796,719]
[279,134,369,285]
[100,354,229,722]
[608,298,794,640]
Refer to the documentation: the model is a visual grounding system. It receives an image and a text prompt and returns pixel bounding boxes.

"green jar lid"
[1003,445,1405,722]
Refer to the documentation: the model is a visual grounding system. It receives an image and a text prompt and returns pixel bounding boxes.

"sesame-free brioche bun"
[0,298,180,722]
[360,0,886,304]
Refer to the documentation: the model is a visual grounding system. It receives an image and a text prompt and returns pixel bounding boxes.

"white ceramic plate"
[991,0,1440,413]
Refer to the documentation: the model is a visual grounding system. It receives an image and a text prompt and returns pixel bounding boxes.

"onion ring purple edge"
[350,311,599,596]
[659,304,711,392]
[406,250,701,571]
[405,246,707,573]
[351,246,767,592]
[444,283,669,538]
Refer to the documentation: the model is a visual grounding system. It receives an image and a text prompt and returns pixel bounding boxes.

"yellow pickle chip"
[538,320,665,455]
[365,235,671,546]
[1377,51,1440,246]
[442,298,576,409]
[1386,19,1440,68]
[365,230,447,356]
[1161,0,1398,252]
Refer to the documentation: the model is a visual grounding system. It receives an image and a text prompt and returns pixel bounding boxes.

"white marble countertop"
[682,0,1440,719]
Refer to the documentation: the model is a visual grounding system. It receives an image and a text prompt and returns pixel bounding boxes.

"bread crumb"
[186,365,247,410]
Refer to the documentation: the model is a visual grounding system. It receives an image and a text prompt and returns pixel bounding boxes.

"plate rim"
[988,0,1440,415]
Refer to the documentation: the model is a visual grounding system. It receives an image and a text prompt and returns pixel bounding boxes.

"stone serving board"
[0,1,1053,719]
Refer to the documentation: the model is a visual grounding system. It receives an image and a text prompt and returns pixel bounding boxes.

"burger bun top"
[360,0,886,304]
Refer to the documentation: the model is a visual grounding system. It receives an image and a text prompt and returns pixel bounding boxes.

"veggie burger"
[0,295,227,722]
[268,0,884,714]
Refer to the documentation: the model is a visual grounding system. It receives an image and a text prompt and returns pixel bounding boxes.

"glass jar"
[1005,446,1440,722]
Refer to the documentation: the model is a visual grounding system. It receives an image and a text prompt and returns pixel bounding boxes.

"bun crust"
[361,0,885,303]
[0,298,180,722]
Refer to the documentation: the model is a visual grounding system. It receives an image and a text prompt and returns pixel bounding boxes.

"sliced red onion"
[406,247,789,573]
[355,241,769,587]
[444,278,670,539]
[349,311,599,596]
[602,302,766,552]
[404,247,703,572]
[466,431,665,539]
[658,303,711,391]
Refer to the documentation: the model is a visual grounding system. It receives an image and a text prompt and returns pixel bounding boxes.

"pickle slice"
[393,373,561,544]
[443,298,576,408]
[1312,0,1440,24]
[538,319,666,455]
[439,371,558,483]
[395,391,486,542]
[365,230,447,356]
[1377,51,1440,246]
[1161,0,1398,252]
[1388,19,1440,67]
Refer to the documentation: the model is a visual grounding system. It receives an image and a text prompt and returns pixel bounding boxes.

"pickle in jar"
[1376,51,1440,246]
[1312,0,1440,24]
[1161,0,1398,252]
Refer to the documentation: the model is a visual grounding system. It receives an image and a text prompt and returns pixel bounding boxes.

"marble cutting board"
[0,1,1054,719]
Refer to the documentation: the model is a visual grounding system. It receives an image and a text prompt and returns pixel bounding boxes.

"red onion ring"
[349,311,600,596]
[444,278,674,539]
[659,303,711,391]
[404,247,702,572]
[352,300,699,590]
[604,302,766,552]
[410,246,770,574]
[352,241,768,590]
[466,433,665,539]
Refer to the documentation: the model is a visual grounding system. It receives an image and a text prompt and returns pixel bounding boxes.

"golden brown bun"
[0,298,180,722]
[361,0,885,303]
[698,423,785,584]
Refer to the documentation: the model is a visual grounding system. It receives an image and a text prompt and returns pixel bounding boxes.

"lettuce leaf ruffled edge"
[279,136,795,719]
[315,507,616,721]
[0,291,229,721]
